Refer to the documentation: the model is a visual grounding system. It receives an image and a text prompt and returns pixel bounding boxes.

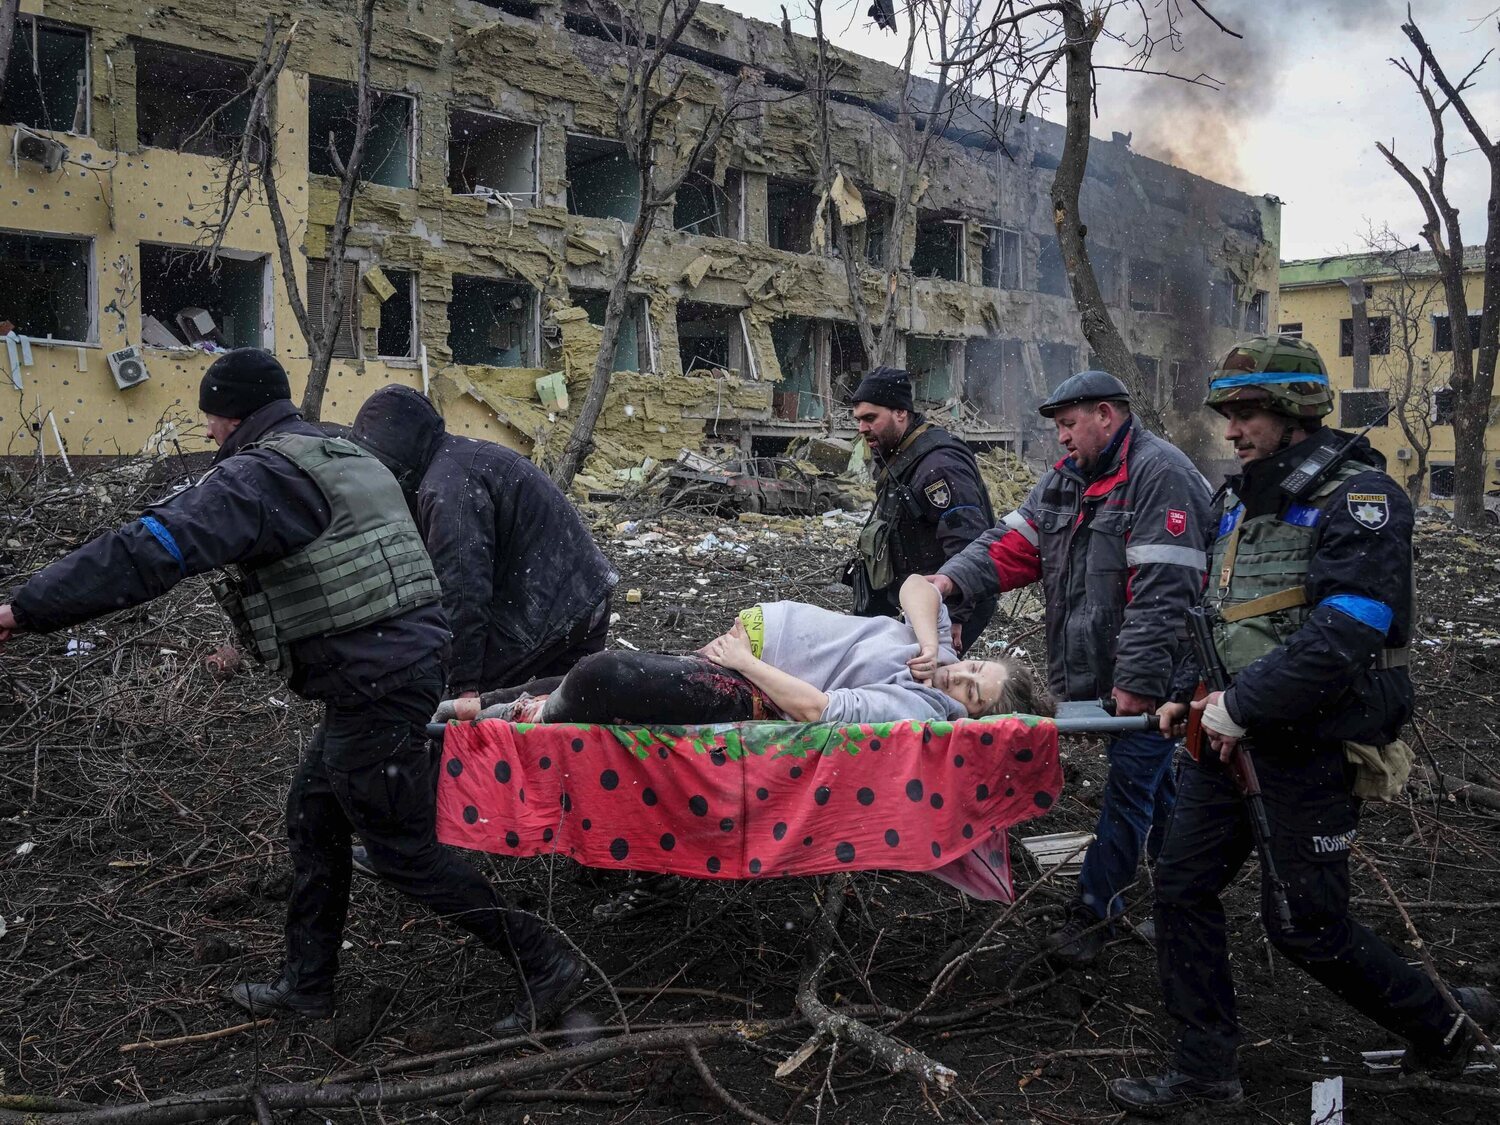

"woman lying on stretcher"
[441,575,1052,726]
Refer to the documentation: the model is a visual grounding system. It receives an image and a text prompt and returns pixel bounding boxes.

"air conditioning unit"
[12,128,68,173]
[1396,448,1412,462]
[107,346,150,390]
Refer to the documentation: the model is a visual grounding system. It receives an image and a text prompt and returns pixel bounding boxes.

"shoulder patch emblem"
[924,478,952,509]
[1165,508,1187,537]
[1347,492,1389,530]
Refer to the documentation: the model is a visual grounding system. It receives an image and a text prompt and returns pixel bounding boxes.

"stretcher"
[433,702,1150,903]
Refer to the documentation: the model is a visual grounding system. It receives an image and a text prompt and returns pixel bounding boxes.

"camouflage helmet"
[1204,334,1333,420]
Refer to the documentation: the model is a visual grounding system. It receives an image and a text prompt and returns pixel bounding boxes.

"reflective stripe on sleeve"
[1002,510,1039,546]
[1124,543,1208,569]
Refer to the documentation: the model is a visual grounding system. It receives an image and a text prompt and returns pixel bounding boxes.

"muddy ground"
[2,460,1499,1124]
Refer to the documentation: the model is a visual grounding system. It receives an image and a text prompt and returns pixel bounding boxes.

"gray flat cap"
[1038,370,1131,418]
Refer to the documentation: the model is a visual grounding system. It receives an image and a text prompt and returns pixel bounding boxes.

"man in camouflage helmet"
[930,370,1211,965]
[1109,335,1498,1112]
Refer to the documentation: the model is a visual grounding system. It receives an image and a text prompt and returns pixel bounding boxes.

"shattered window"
[0,230,93,343]
[1279,321,1303,339]
[134,42,257,159]
[307,78,414,188]
[907,337,955,402]
[1170,358,1206,413]
[863,198,892,266]
[912,215,964,282]
[1339,388,1390,428]
[566,134,640,221]
[1340,316,1391,357]
[575,289,651,372]
[449,110,538,198]
[1432,386,1455,425]
[139,245,266,351]
[1128,259,1163,312]
[0,18,89,134]
[1134,355,1161,403]
[377,269,417,359]
[677,300,747,376]
[1092,246,1121,306]
[305,259,360,359]
[1429,462,1455,499]
[767,178,816,253]
[963,337,1007,416]
[1039,342,1076,389]
[675,168,741,238]
[1433,313,1482,353]
[771,317,819,420]
[1245,290,1267,334]
[830,320,867,403]
[980,226,1020,289]
[449,275,536,367]
[1038,236,1069,297]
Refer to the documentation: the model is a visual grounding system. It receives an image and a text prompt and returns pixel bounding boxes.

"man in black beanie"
[843,365,996,652]
[0,348,589,1035]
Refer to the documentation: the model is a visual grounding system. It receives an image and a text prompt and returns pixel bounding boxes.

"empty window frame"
[1039,342,1076,390]
[912,215,964,282]
[377,269,417,359]
[1037,235,1069,297]
[448,110,537,198]
[566,134,640,221]
[1433,312,1483,352]
[1432,385,1455,425]
[1340,316,1391,356]
[575,288,654,373]
[771,317,818,420]
[1339,388,1390,428]
[767,178,816,253]
[830,320,867,402]
[306,258,360,358]
[1134,355,1162,404]
[139,244,268,350]
[963,337,1012,416]
[979,227,1020,289]
[307,79,414,188]
[863,198,893,266]
[0,18,89,134]
[1245,290,1267,334]
[1429,461,1455,500]
[677,300,753,377]
[907,337,956,402]
[1128,258,1163,312]
[0,230,93,343]
[449,275,537,366]
[1278,321,1303,339]
[134,42,256,159]
[674,167,742,238]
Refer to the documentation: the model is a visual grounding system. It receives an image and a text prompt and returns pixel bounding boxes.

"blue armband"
[140,515,187,575]
[1321,594,1392,634]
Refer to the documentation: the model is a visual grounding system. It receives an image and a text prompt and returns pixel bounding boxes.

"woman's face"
[931,660,1009,717]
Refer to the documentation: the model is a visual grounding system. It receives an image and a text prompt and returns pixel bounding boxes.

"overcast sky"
[721,0,1499,262]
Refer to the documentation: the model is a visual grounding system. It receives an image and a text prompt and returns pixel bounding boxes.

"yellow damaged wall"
[1278,269,1493,506]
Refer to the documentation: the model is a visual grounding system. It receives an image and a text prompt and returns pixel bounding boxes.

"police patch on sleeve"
[923,478,952,509]
[1347,492,1389,530]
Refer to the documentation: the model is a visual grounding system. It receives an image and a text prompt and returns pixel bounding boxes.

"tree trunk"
[1468,154,1500,522]
[551,207,657,490]
[0,0,21,103]
[1053,1,1166,436]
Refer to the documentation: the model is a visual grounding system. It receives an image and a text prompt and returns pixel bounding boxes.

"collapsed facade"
[0,0,1280,482]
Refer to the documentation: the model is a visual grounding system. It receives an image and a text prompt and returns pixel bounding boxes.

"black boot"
[492,912,588,1036]
[1107,1070,1243,1115]
[225,976,334,1019]
[1403,986,1500,1078]
[1045,902,1108,967]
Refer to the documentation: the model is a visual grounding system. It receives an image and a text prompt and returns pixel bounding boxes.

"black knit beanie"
[848,366,915,413]
[198,349,292,418]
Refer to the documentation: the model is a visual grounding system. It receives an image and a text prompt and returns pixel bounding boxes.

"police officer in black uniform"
[0,350,585,1034]
[1108,336,1497,1112]
[844,367,995,651]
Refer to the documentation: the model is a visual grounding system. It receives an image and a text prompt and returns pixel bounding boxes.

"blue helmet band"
[1208,372,1330,391]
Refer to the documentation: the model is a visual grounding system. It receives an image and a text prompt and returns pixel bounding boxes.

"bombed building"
[0,0,1279,481]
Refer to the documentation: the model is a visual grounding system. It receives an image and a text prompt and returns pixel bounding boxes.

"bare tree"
[1376,12,1499,527]
[1364,227,1448,501]
[203,0,378,422]
[549,0,755,490]
[0,0,20,104]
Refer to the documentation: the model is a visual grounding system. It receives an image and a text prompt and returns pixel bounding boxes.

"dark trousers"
[1076,728,1177,919]
[1155,745,1457,1079]
[284,668,554,994]
[535,651,759,725]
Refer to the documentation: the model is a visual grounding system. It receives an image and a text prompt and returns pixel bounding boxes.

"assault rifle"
[1184,606,1294,931]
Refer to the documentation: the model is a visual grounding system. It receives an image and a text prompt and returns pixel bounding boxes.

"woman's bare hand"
[703,619,755,672]
[906,642,939,682]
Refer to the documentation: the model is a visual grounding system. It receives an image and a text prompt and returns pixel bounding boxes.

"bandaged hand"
[703,619,755,672]
[906,641,939,682]
[1192,690,1246,762]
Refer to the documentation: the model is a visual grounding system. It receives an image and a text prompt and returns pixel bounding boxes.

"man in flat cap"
[0,349,587,1035]
[844,366,996,652]
[930,371,1210,965]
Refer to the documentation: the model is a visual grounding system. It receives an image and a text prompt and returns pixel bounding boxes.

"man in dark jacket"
[932,371,1211,964]
[1110,336,1497,1112]
[352,385,617,700]
[845,367,996,652]
[0,350,585,1033]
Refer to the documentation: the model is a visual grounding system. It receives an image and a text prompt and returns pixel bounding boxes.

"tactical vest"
[1207,460,1409,676]
[209,433,442,675]
[858,422,986,593]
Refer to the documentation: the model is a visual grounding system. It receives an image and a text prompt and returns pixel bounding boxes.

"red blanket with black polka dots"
[435,715,1061,902]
